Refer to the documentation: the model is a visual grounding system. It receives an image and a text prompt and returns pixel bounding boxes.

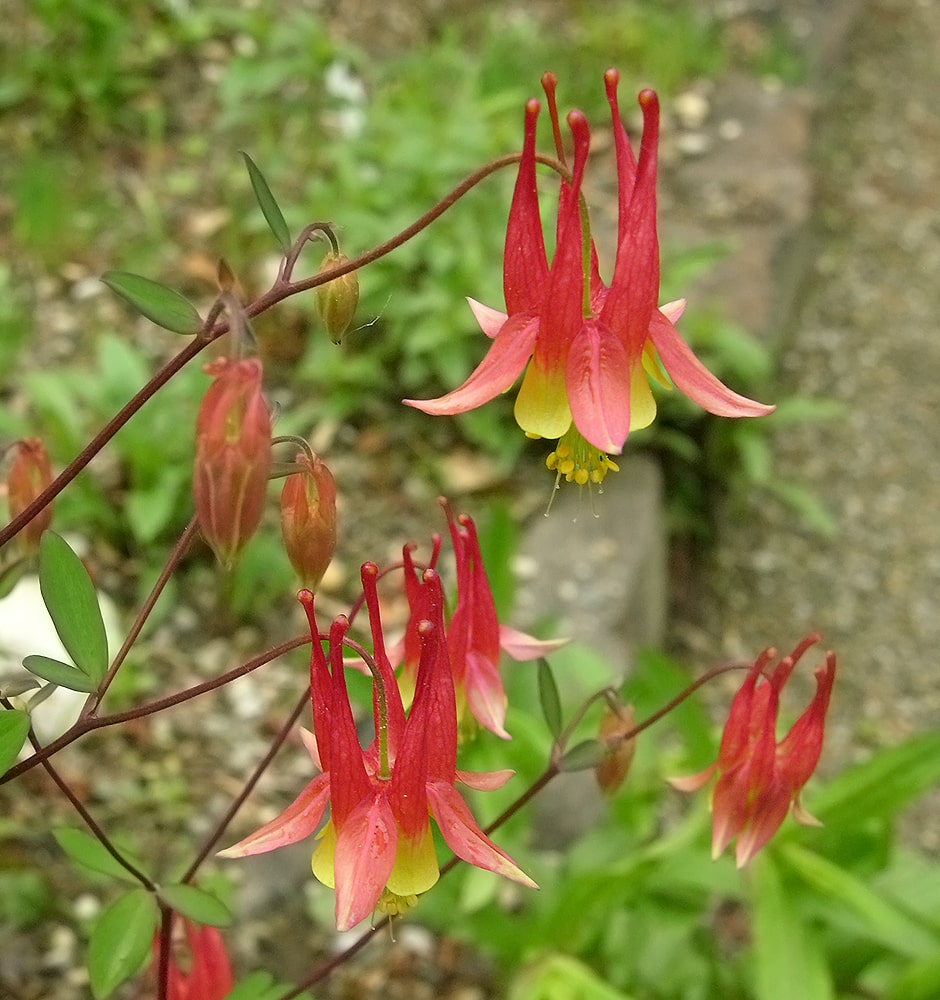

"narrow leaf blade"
[0,709,31,773]
[87,888,158,999]
[751,852,834,1000]
[241,152,291,254]
[101,271,202,335]
[160,882,232,927]
[38,532,109,683]
[537,658,562,740]
[23,655,98,693]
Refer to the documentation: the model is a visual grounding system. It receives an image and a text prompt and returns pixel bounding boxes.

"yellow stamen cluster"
[377,889,420,918]
[545,428,620,486]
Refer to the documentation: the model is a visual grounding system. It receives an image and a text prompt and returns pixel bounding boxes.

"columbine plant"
[0,67,836,1000]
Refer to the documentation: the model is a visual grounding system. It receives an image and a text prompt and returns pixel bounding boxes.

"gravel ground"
[673,0,940,851]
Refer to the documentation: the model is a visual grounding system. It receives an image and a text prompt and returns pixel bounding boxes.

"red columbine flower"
[219,564,536,932]
[280,450,337,589]
[6,438,54,551]
[399,502,566,739]
[405,71,773,485]
[152,921,234,1000]
[193,357,271,568]
[671,634,836,867]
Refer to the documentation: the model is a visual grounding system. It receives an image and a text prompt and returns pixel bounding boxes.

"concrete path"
[678,0,940,851]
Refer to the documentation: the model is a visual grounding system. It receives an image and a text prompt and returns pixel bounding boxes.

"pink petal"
[403,312,538,415]
[648,311,775,418]
[498,624,568,661]
[299,726,323,773]
[456,768,515,791]
[467,298,508,339]
[566,318,633,454]
[332,793,398,931]
[666,763,716,793]
[426,779,538,889]
[216,774,330,858]
[465,650,510,740]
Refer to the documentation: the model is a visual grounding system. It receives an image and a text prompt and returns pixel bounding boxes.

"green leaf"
[241,152,291,254]
[159,883,232,927]
[100,271,202,335]
[87,888,159,999]
[38,532,109,683]
[0,709,30,773]
[53,828,146,885]
[886,953,940,1000]
[537,658,562,740]
[22,655,98,693]
[509,953,635,1000]
[558,739,606,773]
[225,971,313,1000]
[779,842,939,958]
[751,852,834,1000]
[809,729,940,828]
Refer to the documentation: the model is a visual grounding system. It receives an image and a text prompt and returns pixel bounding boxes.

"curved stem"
[88,515,200,714]
[181,687,309,883]
[0,635,310,786]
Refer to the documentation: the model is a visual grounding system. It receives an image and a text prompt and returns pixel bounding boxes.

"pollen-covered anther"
[546,430,619,487]
[377,889,419,917]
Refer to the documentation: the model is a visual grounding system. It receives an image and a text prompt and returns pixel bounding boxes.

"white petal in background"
[0,575,120,753]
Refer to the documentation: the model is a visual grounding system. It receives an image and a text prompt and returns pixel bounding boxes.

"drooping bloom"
[152,921,234,1000]
[399,501,566,739]
[193,357,271,568]
[280,449,337,589]
[670,634,836,867]
[405,71,773,484]
[219,564,536,932]
[6,437,54,551]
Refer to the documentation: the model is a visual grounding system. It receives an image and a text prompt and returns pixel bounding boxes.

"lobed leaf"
[101,271,202,335]
[38,532,109,684]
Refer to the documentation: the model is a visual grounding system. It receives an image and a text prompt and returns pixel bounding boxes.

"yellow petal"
[385,825,440,898]
[514,360,571,440]
[629,362,658,431]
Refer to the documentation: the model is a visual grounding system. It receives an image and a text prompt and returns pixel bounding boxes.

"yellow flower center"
[545,427,620,487]
[377,889,420,918]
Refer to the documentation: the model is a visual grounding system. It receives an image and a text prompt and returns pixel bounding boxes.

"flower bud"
[281,451,337,589]
[193,358,271,568]
[594,702,636,796]
[6,438,54,551]
[316,252,359,344]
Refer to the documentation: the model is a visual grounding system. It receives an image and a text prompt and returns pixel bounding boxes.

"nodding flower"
[405,70,773,487]
[219,564,536,932]
[670,635,836,867]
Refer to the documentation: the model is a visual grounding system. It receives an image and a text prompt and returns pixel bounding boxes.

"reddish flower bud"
[6,438,54,550]
[594,702,636,796]
[152,920,234,1000]
[280,451,337,589]
[316,252,359,344]
[193,358,271,568]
